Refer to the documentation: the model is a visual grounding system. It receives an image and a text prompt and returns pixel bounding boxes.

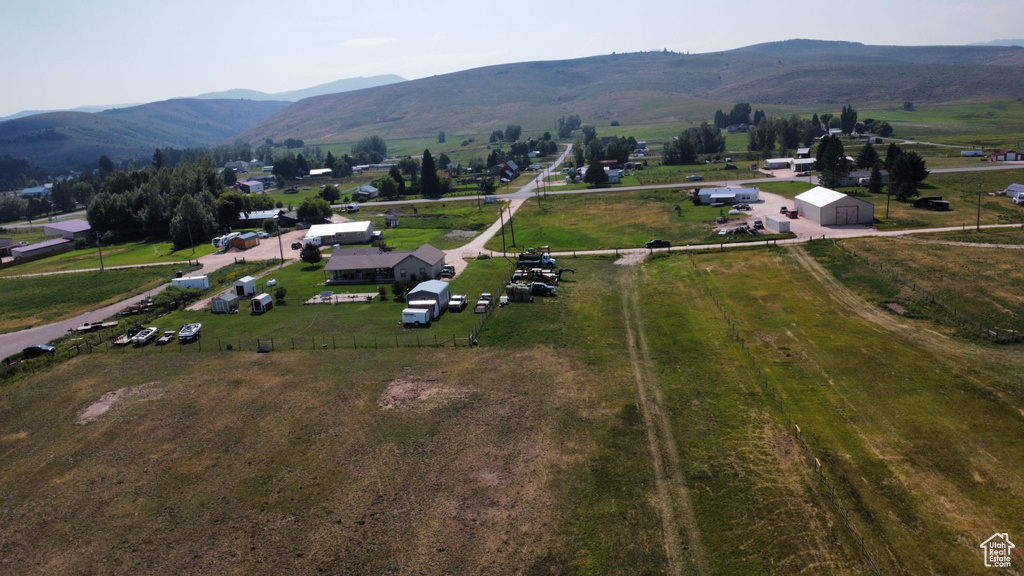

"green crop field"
[0,266,185,333]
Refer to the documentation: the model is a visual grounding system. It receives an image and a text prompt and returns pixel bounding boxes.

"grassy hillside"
[0,99,290,169]
[237,41,1024,145]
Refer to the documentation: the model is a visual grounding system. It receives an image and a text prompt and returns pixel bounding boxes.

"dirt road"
[619,266,709,575]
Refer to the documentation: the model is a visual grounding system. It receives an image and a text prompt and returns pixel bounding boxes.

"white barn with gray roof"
[794,186,874,226]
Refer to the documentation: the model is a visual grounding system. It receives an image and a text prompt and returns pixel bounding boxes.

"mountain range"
[4,40,1024,172]
[235,39,1024,145]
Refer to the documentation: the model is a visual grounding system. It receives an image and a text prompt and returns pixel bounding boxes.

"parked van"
[402,308,431,326]
[1014,192,1024,205]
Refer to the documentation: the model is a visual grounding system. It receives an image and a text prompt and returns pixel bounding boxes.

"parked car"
[291,241,302,249]
[449,294,467,312]
[732,203,751,210]
[686,174,704,181]
[780,206,789,214]
[645,239,671,249]
[257,231,269,239]
[530,282,557,296]
[753,219,764,229]
[22,344,56,358]
[440,265,455,278]
[728,209,741,215]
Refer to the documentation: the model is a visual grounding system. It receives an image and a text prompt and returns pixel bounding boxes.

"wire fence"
[689,251,888,576]
[835,240,1023,343]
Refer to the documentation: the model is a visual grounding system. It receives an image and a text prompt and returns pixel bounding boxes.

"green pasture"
[0,240,213,277]
[484,189,784,251]
[638,247,1024,573]
[0,265,186,333]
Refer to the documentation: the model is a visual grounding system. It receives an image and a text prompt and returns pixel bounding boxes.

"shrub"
[274,286,288,304]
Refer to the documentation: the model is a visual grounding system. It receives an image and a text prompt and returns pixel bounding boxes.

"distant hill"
[0,99,290,169]
[972,39,1024,47]
[193,74,406,102]
[0,75,404,123]
[236,40,1024,145]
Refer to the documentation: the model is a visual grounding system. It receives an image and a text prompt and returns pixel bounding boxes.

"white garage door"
[836,205,859,225]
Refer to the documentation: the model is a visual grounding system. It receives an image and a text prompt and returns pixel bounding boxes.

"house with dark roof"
[325,244,446,285]
[352,184,379,201]
[238,209,284,226]
[43,219,92,240]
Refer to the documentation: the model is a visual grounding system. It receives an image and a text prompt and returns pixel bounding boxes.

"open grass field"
[484,189,787,252]
[360,200,500,251]
[0,266,184,333]
[4,239,1024,573]
[634,163,766,186]
[0,240,213,277]
[861,100,1024,146]
[637,247,1024,574]
[813,235,1024,335]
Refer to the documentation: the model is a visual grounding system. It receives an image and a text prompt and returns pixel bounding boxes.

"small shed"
[765,215,791,233]
[211,291,239,313]
[913,197,950,211]
[234,276,257,297]
[407,279,451,313]
[251,293,273,314]
[229,232,260,251]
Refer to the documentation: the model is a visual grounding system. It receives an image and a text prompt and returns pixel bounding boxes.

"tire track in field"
[620,268,709,576]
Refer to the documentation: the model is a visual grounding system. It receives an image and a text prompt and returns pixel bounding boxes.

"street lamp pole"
[276,222,285,266]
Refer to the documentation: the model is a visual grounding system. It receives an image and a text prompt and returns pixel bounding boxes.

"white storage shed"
[234,275,257,297]
[795,187,875,226]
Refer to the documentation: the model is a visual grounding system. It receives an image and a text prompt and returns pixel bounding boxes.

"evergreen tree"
[856,142,880,169]
[884,142,903,171]
[868,163,884,194]
[420,149,442,197]
[815,135,850,189]
[583,160,608,187]
[324,150,336,170]
[388,165,406,195]
[889,151,929,200]
[152,148,164,169]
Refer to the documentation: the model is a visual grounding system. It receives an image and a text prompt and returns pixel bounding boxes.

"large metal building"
[794,187,875,226]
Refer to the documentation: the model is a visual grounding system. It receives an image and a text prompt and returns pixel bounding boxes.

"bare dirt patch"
[614,250,648,267]
[76,383,154,424]
[885,302,907,315]
[378,373,472,410]
[444,229,478,240]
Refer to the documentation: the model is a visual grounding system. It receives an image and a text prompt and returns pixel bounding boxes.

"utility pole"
[499,206,506,256]
[508,205,516,248]
[96,236,105,272]
[976,183,982,231]
[276,222,285,266]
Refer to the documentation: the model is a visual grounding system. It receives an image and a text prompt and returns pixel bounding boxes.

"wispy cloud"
[343,37,397,48]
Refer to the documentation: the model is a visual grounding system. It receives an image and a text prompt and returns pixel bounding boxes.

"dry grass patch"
[0,344,654,575]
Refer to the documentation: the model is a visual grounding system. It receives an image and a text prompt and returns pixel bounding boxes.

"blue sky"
[1,0,1022,116]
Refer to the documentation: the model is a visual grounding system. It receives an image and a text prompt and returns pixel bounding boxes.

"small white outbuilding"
[211,291,239,314]
[234,276,257,297]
